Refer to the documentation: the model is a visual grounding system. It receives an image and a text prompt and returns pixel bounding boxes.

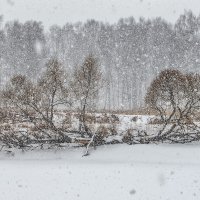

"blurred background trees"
[0,10,200,110]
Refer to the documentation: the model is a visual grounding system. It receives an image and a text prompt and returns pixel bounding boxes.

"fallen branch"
[82,132,96,156]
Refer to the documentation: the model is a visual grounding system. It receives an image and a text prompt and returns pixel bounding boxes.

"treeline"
[0,10,200,110]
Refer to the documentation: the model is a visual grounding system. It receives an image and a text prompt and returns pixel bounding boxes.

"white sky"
[0,0,200,28]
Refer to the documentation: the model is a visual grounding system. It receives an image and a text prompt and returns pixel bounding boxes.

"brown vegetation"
[145,69,200,142]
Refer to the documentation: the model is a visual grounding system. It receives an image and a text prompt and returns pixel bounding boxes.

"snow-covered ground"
[0,144,200,200]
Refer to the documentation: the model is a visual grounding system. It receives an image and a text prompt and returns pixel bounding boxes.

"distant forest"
[0,10,200,110]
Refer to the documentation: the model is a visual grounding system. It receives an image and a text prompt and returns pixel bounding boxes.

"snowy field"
[0,144,200,200]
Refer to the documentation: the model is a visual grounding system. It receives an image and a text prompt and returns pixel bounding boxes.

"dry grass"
[94,107,158,116]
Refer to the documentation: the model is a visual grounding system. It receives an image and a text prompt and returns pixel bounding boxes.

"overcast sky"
[0,0,200,28]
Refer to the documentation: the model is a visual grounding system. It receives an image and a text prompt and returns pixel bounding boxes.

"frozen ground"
[0,144,200,200]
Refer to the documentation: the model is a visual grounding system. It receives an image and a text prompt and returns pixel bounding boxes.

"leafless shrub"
[107,124,118,135]
[0,129,32,149]
[131,116,138,122]
[62,114,72,129]
[84,113,96,124]
[96,113,110,124]
[110,114,120,124]
[145,69,200,143]
[97,125,110,138]
[93,126,107,146]
[122,129,135,144]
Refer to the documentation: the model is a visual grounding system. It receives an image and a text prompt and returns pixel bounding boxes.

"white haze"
[0,0,200,28]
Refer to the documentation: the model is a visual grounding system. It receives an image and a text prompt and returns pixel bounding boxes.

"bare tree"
[38,58,71,131]
[145,69,200,143]
[2,59,72,146]
[71,54,102,136]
